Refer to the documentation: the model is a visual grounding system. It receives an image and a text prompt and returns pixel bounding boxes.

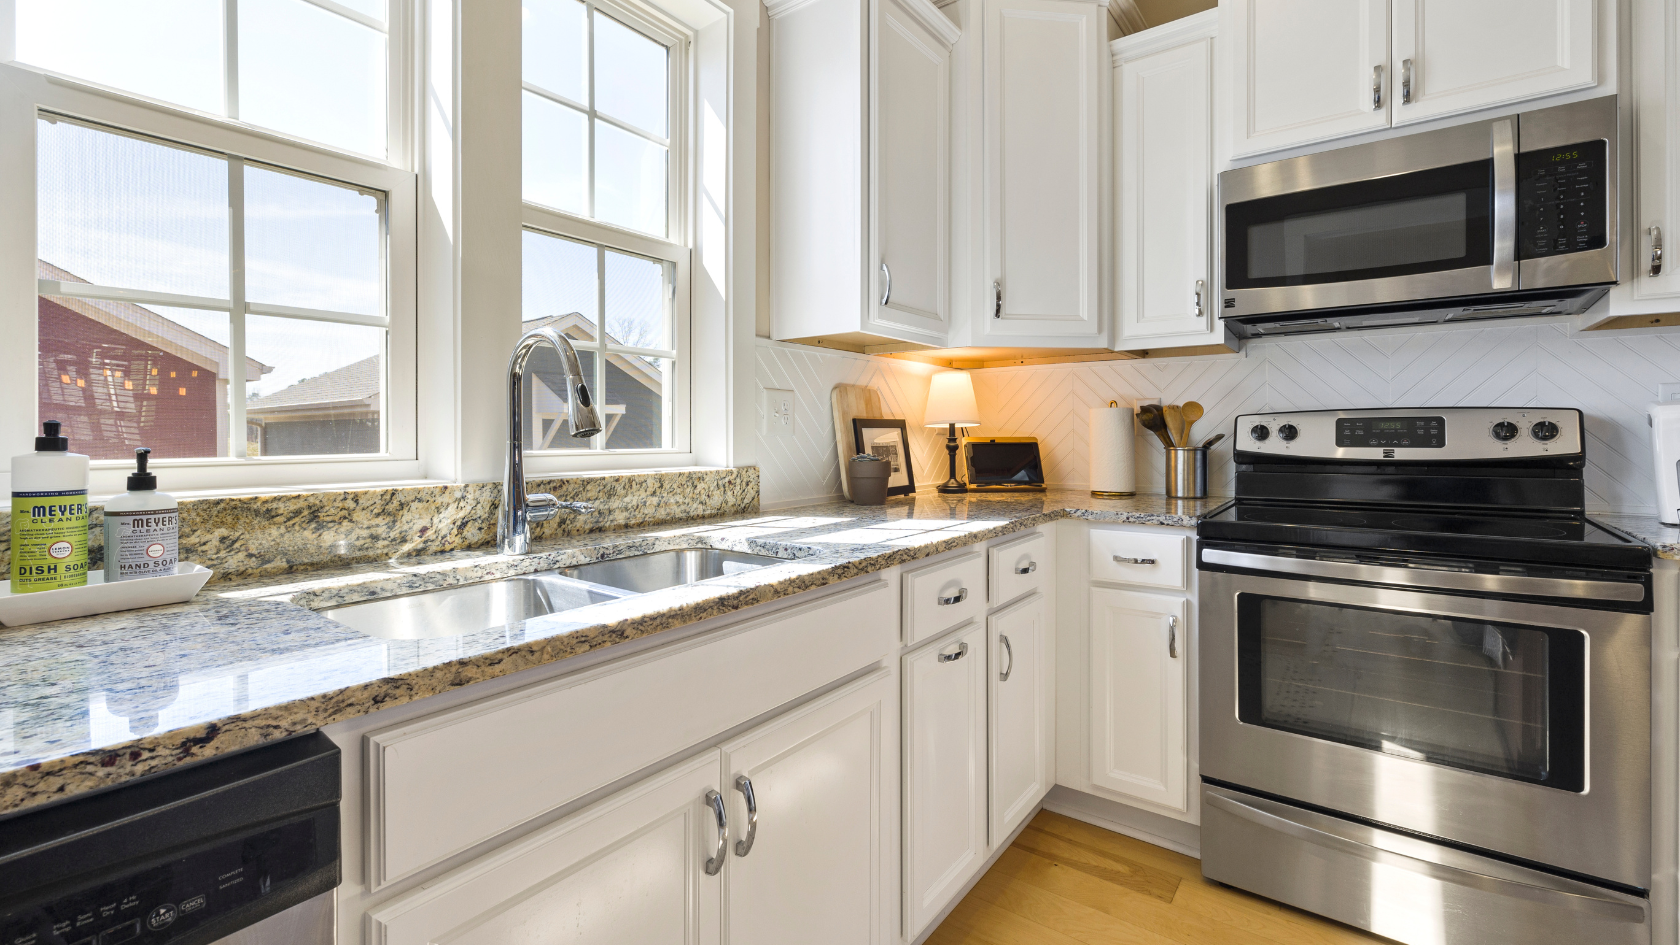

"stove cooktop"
[1198,501,1653,571]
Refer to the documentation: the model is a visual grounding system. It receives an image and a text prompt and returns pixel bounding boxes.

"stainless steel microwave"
[1218,95,1618,337]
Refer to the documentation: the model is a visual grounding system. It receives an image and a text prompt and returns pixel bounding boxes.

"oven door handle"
[1491,116,1517,290]
[1203,789,1647,923]
[1200,548,1646,602]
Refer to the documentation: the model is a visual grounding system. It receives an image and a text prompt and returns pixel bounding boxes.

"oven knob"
[1491,421,1519,441]
[1250,424,1270,441]
[1531,420,1560,441]
[1276,423,1298,441]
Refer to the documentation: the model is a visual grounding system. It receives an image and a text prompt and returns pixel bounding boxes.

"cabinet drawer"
[1088,529,1187,589]
[365,579,895,889]
[988,532,1047,605]
[903,551,986,646]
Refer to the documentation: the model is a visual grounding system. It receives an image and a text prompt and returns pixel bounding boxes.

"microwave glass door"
[1225,160,1492,290]
[1235,595,1584,791]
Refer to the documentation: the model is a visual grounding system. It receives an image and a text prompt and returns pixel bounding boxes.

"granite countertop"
[1597,513,1680,561]
[0,489,1217,817]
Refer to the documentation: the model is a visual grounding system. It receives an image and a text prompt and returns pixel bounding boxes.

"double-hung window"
[521,0,688,457]
[3,0,415,490]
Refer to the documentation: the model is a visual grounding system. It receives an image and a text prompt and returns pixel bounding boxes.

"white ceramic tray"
[0,563,214,627]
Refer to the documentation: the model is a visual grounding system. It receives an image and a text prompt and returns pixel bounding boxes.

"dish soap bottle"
[9,420,90,592]
[104,448,178,583]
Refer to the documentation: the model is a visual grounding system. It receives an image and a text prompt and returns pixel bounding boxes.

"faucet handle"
[526,492,561,523]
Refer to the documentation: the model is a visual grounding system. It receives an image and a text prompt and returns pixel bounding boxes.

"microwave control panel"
[1517,138,1607,259]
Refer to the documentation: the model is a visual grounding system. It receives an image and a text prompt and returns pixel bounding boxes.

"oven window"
[1236,596,1584,791]
[1225,159,1491,290]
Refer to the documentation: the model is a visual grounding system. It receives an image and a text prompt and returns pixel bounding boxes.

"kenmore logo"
[1223,297,1236,309]
[1383,449,1396,459]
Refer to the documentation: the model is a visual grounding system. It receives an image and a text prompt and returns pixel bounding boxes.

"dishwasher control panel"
[1,812,333,945]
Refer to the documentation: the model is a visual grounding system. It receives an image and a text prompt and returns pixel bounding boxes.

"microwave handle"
[1491,118,1517,290]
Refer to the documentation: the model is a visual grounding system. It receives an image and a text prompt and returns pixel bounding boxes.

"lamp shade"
[925,371,980,427]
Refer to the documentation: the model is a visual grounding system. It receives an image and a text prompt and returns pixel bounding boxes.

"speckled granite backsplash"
[0,467,758,583]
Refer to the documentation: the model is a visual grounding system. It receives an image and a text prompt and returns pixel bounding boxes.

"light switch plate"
[763,388,796,437]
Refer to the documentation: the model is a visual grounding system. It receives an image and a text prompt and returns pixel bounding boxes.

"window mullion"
[227,157,248,461]
[224,0,240,120]
[586,0,597,221]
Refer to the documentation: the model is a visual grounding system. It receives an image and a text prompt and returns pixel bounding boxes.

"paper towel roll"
[1090,403,1136,497]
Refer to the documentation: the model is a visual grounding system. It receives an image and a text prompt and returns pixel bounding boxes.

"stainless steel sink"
[558,549,783,594]
[320,572,627,640]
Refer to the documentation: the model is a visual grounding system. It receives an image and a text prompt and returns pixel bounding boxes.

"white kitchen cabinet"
[721,669,895,945]
[1088,587,1189,812]
[941,0,1109,349]
[1390,0,1597,127]
[768,0,958,349]
[1229,0,1601,157]
[1113,13,1233,350]
[1631,0,1680,304]
[902,621,989,939]
[1227,0,1390,158]
[367,753,725,945]
[988,593,1052,844]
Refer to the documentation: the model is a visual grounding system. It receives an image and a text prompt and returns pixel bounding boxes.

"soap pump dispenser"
[104,448,179,582]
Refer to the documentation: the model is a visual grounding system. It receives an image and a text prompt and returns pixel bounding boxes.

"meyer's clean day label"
[11,489,89,592]
[107,509,180,581]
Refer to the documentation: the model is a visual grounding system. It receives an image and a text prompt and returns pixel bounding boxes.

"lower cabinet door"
[366,753,724,945]
[1088,587,1189,811]
[902,622,989,939]
[720,669,896,945]
[989,593,1051,843]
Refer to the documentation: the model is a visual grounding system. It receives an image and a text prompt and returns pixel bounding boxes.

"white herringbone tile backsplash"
[756,323,1680,513]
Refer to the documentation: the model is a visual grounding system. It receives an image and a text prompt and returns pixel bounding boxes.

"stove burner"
[1235,508,1369,527]
[1388,515,1573,539]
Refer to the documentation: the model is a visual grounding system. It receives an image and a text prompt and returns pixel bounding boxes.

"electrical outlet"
[763,388,796,437]
[1660,382,1680,403]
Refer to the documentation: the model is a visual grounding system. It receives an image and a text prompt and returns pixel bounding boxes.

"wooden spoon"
[1137,404,1175,449]
[1163,404,1184,447]
[1181,401,1204,443]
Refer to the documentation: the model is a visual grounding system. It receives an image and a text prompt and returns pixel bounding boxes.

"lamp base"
[937,481,969,494]
[937,423,967,494]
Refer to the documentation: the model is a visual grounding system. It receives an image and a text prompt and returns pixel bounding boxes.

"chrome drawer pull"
[880,261,892,306]
[1166,614,1179,659]
[938,588,968,605]
[1401,57,1413,105]
[999,634,1014,681]
[939,641,969,663]
[1113,555,1157,566]
[1371,63,1383,110]
[1014,561,1037,575]
[733,776,758,857]
[704,789,728,875]
[1652,224,1664,277]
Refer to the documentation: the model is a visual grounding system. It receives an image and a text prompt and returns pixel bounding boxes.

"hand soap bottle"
[104,448,179,582]
[9,420,91,592]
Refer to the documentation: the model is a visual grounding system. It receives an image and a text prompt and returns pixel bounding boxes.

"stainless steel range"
[1196,407,1654,945]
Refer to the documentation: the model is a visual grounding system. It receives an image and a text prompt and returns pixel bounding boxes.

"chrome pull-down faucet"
[499,324,604,555]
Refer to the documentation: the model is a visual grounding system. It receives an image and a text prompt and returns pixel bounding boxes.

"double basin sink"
[322,549,783,640]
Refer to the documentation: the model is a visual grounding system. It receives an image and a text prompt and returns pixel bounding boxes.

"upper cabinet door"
[1116,28,1213,341]
[873,0,952,339]
[1634,0,1680,301]
[1390,0,1597,127]
[1228,0,1390,157]
[721,670,895,945]
[981,0,1106,345]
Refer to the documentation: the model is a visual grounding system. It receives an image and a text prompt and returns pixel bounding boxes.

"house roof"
[38,260,272,380]
[246,355,380,416]
[521,313,664,394]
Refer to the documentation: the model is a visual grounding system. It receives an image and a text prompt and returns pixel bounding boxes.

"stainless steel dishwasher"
[0,733,339,945]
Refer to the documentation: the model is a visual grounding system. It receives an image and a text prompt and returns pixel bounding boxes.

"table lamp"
[925,371,981,494]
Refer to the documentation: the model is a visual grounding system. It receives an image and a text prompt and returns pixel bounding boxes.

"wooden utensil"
[1163,404,1184,446]
[1181,401,1204,443]
[1138,404,1175,449]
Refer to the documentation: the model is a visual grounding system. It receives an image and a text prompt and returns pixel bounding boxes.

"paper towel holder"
[1091,401,1137,498]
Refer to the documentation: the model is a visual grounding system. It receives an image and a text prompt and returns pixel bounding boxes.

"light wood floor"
[925,810,1395,945]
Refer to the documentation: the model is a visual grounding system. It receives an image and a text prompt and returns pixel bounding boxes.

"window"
[522,0,677,238]
[522,0,689,460]
[36,117,390,461]
[14,0,390,157]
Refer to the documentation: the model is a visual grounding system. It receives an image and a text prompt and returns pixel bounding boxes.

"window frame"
[520,0,694,469]
[0,0,419,495]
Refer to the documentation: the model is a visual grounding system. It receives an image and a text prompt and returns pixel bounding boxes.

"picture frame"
[852,418,916,496]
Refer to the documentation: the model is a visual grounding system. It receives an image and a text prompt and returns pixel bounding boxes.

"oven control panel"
[1236,408,1582,461]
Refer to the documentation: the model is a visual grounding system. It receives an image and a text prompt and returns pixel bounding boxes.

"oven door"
[1221,114,1514,320]
[1199,552,1650,889]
